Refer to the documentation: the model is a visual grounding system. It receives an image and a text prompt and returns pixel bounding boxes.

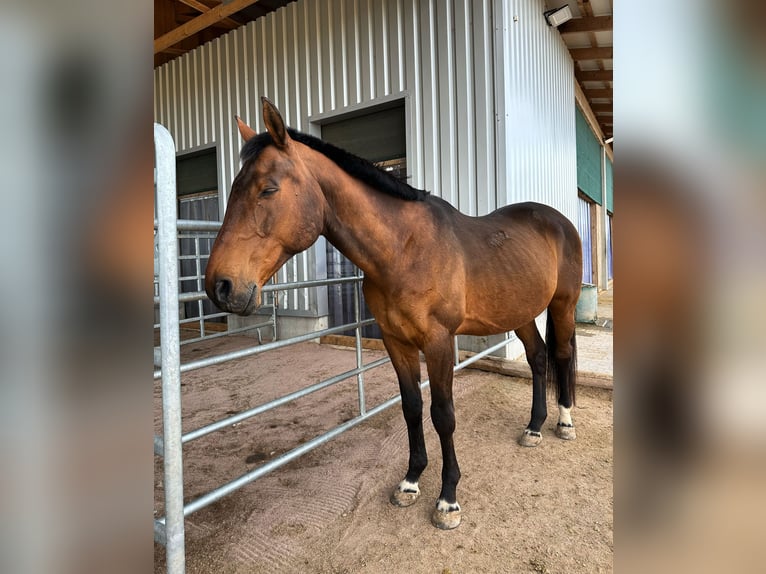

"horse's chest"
[364,281,459,343]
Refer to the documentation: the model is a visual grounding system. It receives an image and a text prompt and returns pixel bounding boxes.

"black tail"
[545,310,577,406]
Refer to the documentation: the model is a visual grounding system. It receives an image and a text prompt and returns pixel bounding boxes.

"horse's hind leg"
[382,335,428,508]
[515,321,548,447]
[548,297,578,440]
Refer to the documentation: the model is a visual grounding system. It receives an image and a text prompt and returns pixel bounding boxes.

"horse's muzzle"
[206,277,260,315]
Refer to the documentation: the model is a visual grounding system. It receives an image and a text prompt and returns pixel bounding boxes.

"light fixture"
[544,5,573,27]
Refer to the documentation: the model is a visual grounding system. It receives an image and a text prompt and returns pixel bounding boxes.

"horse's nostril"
[214,278,233,304]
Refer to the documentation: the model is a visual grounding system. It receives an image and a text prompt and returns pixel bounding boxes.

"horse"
[205,97,582,530]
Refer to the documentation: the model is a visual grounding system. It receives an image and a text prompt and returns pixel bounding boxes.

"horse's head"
[205,97,325,315]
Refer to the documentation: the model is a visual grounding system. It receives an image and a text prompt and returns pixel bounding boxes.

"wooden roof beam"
[583,88,613,99]
[160,47,188,56]
[569,47,612,61]
[155,0,262,54]
[558,16,613,34]
[177,0,241,30]
[575,69,613,82]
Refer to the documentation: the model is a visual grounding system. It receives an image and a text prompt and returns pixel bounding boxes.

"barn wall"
[493,0,577,224]
[154,0,578,314]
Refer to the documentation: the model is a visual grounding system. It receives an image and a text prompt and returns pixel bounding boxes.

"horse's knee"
[402,395,423,420]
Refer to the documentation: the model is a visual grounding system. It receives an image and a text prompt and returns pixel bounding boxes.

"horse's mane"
[240,128,429,202]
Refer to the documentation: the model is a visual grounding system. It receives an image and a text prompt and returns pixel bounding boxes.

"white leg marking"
[555,405,577,440]
[558,405,573,426]
[391,478,421,506]
[397,479,420,494]
[436,498,460,513]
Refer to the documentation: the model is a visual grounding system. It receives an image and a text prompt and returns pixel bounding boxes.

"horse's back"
[490,202,581,269]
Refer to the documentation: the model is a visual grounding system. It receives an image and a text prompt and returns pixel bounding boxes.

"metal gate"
[154,124,518,573]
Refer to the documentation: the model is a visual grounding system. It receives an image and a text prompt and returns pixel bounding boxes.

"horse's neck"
[308,153,401,279]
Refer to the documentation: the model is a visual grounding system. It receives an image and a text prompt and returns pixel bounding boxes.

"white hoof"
[519,429,543,448]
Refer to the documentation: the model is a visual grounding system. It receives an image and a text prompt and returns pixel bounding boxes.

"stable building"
[154,0,614,357]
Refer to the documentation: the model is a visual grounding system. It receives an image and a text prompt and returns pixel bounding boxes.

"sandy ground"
[155,337,613,573]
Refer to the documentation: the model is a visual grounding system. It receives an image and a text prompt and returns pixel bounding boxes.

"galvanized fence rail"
[153,124,516,573]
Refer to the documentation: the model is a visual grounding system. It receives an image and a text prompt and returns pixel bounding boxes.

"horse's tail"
[545,309,577,406]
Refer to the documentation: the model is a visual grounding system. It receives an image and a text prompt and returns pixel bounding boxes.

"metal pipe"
[174,320,275,346]
[182,356,391,443]
[154,519,167,545]
[154,123,185,573]
[154,218,222,232]
[194,236,205,339]
[453,336,460,366]
[153,275,363,305]
[453,335,515,372]
[353,267,366,415]
[154,434,163,456]
[153,318,376,379]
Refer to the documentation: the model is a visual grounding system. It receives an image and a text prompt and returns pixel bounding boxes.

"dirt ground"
[154,336,613,573]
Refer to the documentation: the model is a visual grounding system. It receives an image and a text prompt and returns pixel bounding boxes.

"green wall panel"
[576,107,602,205]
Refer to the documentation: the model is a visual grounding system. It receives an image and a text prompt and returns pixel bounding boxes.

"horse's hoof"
[555,423,576,440]
[519,429,543,447]
[390,488,420,507]
[390,480,420,507]
[431,500,461,530]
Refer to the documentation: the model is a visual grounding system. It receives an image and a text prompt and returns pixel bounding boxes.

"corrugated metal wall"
[494,0,577,223]
[154,0,577,312]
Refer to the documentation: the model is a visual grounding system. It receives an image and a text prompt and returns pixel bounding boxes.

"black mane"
[240,128,429,202]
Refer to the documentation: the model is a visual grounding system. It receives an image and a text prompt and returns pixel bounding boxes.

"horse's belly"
[456,290,551,336]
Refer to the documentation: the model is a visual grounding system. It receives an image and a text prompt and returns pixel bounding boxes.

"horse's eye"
[258,187,279,198]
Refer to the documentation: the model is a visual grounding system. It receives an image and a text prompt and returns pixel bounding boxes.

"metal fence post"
[354,267,366,415]
[155,123,185,574]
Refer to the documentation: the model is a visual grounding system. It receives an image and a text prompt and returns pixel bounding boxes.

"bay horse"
[205,97,582,530]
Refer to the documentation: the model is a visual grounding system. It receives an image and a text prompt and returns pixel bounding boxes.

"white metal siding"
[154,0,577,311]
[494,0,577,224]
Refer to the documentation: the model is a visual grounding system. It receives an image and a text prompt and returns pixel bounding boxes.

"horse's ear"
[235,116,257,142]
[261,96,290,149]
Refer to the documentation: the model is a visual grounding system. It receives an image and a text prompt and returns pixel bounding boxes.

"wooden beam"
[569,47,612,61]
[591,104,613,113]
[176,0,240,30]
[558,16,612,34]
[177,0,213,12]
[161,47,188,55]
[575,69,613,82]
[155,0,262,54]
[584,89,613,99]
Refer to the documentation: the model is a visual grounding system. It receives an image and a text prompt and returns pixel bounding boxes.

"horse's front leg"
[382,335,428,508]
[424,333,462,530]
